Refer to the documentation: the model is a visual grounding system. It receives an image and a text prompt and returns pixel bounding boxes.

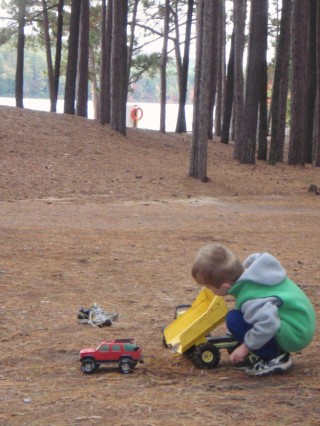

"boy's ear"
[221,283,232,290]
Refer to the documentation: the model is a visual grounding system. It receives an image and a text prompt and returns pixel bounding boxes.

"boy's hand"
[229,343,250,363]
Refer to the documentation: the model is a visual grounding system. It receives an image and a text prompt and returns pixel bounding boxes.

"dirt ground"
[0,105,319,426]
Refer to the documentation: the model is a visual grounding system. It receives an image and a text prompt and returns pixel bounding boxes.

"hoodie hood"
[237,253,287,286]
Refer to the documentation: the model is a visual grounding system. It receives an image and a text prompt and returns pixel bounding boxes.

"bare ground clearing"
[0,106,320,425]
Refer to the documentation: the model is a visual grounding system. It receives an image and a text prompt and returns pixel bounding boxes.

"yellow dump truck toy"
[162,288,238,368]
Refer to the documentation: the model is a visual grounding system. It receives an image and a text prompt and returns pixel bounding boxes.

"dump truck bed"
[163,288,228,354]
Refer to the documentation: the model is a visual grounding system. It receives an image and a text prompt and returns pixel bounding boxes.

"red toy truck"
[80,338,143,374]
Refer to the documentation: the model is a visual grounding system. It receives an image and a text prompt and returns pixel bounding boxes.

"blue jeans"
[226,309,281,359]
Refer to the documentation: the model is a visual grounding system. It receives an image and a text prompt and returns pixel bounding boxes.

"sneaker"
[89,303,118,327]
[245,353,293,377]
[77,308,91,323]
[77,304,118,328]
[233,353,260,371]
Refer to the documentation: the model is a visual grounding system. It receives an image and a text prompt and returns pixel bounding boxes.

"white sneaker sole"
[245,356,293,377]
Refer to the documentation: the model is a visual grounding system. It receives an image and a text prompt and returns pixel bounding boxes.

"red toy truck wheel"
[119,357,135,374]
[81,358,99,374]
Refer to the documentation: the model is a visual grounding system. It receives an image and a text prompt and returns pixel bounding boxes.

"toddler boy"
[192,243,316,376]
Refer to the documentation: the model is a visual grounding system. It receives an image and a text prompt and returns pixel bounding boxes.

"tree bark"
[269,0,292,164]
[15,0,26,108]
[215,0,225,137]
[41,0,55,112]
[53,0,64,112]
[207,0,221,140]
[76,0,90,117]
[305,0,317,163]
[189,0,215,181]
[189,0,204,179]
[64,0,81,115]
[314,1,320,166]
[257,38,269,160]
[110,0,128,135]
[89,47,99,119]
[100,0,113,125]
[160,0,170,133]
[288,0,310,165]
[233,0,246,160]
[175,0,194,134]
[221,31,234,144]
[127,0,139,83]
[240,0,268,164]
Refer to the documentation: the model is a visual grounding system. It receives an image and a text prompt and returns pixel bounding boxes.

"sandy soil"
[0,105,320,425]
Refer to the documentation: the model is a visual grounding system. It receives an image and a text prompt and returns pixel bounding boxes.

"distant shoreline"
[0,97,193,132]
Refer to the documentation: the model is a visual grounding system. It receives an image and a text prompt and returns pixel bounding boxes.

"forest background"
[0,0,319,178]
[0,48,196,103]
[0,0,199,102]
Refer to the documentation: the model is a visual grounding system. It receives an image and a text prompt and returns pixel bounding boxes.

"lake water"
[0,97,194,132]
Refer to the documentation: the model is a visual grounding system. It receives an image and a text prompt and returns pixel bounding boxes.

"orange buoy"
[131,106,143,126]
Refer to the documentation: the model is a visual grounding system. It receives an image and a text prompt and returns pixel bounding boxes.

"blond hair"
[191,243,244,289]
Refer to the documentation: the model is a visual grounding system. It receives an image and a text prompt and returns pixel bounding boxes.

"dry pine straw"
[0,106,319,425]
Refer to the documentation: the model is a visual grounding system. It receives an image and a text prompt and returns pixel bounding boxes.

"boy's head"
[191,243,244,295]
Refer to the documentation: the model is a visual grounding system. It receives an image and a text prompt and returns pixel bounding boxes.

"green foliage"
[0,0,196,103]
[0,46,56,97]
[0,38,194,102]
[129,52,161,84]
[128,57,195,103]
[0,48,16,96]
[0,26,15,45]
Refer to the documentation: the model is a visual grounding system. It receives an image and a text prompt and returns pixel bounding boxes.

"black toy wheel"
[192,343,220,369]
[183,346,195,359]
[81,359,98,374]
[119,357,135,374]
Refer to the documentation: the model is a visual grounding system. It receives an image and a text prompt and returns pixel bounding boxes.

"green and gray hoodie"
[228,253,316,352]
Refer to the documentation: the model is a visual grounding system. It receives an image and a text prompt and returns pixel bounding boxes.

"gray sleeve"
[241,297,281,350]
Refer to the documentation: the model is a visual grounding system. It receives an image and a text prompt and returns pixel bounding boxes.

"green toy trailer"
[163,288,238,368]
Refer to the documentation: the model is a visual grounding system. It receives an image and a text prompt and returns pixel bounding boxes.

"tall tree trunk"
[53,0,64,112]
[233,0,246,160]
[288,0,310,165]
[160,0,170,133]
[127,0,139,83]
[269,0,292,164]
[175,0,194,133]
[64,0,81,115]
[257,37,269,160]
[172,1,183,110]
[221,31,234,144]
[110,0,128,135]
[240,0,268,164]
[76,0,90,117]
[305,0,317,163]
[100,0,113,125]
[207,0,222,140]
[99,0,107,123]
[89,47,99,120]
[315,1,320,167]
[189,0,204,179]
[189,0,215,181]
[41,0,55,112]
[15,0,26,108]
[215,0,225,137]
